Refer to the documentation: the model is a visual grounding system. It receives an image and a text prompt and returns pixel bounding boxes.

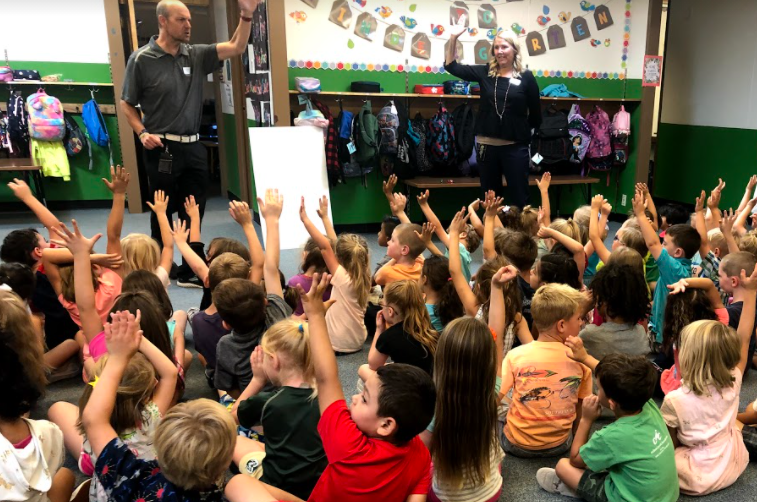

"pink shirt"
[58,268,122,327]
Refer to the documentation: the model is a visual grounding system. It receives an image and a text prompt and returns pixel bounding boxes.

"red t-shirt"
[308,400,431,502]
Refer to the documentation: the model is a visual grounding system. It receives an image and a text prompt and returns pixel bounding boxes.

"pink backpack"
[26,90,65,141]
[586,106,612,159]
[611,105,631,165]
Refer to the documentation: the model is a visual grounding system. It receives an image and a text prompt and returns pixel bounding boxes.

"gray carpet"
[3,193,757,501]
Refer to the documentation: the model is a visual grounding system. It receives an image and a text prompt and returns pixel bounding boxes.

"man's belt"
[155,133,199,143]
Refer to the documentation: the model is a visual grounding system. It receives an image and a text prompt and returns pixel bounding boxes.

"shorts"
[576,469,609,502]
[742,425,757,462]
[218,394,265,442]
[239,451,266,480]
[498,420,572,458]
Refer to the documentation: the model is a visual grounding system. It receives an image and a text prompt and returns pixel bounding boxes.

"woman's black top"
[444,60,541,143]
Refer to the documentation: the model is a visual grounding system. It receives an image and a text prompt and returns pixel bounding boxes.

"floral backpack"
[584,105,613,177]
[26,90,65,141]
[567,104,591,164]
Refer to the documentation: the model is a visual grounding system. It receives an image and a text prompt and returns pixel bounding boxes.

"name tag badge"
[183,67,191,76]
[511,78,521,86]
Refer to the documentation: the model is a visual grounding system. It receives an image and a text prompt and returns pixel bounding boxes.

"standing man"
[121,0,262,287]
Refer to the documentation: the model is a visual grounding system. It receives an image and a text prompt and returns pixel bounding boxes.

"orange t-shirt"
[502,341,592,450]
[374,255,424,287]
[59,268,123,327]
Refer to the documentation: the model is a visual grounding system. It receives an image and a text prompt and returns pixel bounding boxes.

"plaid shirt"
[312,99,342,185]
[698,250,730,305]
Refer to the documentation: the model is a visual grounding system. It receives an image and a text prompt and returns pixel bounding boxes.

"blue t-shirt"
[426,303,444,332]
[95,438,224,502]
[650,249,692,343]
[445,243,472,283]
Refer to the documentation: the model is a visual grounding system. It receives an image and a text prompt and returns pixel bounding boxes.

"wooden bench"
[404,174,600,209]
[0,158,47,206]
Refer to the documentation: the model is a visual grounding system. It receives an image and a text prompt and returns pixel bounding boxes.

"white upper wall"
[0,0,109,64]
[661,0,757,129]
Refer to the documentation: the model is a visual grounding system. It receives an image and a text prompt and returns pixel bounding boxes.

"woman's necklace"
[494,74,512,121]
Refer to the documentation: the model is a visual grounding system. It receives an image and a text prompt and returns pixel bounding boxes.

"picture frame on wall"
[642,55,663,87]
[261,101,272,127]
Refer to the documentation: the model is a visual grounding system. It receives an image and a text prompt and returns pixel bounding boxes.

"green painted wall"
[655,123,757,208]
[0,62,122,203]
[222,113,242,198]
[282,68,643,224]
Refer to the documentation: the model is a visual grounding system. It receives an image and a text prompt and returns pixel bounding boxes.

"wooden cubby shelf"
[288,90,640,102]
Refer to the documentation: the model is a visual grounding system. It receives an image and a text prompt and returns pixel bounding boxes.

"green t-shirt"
[579,400,679,502]
[645,251,660,283]
[238,386,327,499]
[445,243,472,283]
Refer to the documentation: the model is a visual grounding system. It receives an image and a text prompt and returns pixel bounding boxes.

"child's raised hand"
[707,184,723,210]
[747,175,757,193]
[101,165,130,194]
[146,190,169,214]
[171,219,189,245]
[416,189,430,206]
[382,174,398,196]
[468,198,481,213]
[667,279,689,295]
[635,182,649,198]
[316,196,330,219]
[483,195,503,218]
[581,394,602,422]
[537,206,545,226]
[601,199,612,216]
[52,220,101,255]
[229,200,252,227]
[740,266,757,291]
[104,310,142,361]
[536,172,551,192]
[298,196,310,223]
[389,192,407,215]
[694,190,706,213]
[297,272,332,316]
[492,265,518,288]
[448,207,469,235]
[250,346,267,384]
[184,195,200,221]
[7,178,33,201]
[414,222,435,245]
[590,194,604,211]
[258,188,284,220]
[564,335,588,363]
[631,191,645,216]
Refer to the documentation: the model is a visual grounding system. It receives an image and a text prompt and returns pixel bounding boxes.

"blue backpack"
[82,97,113,169]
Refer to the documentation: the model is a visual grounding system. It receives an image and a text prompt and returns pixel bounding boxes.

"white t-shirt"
[325,265,367,352]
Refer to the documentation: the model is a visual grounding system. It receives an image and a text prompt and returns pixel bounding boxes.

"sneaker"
[536,468,579,498]
[177,275,204,289]
[187,306,200,323]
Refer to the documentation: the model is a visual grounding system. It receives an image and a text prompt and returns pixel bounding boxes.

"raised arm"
[51,221,105,343]
[171,220,209,282]
[720,210,741,255]
[184,195,202,243]
[468,199,484,238]
[102,165,130,260]
[229,200,265,284]
[705,178,725,231]
[317,196,338,242]
[588,195,611,264]
[666,277,725,310]
[636,183,658,232]
[382,174,398,203]
[633,191,662,259]
[389,192,411,225]
[299,274,343,414]
[138,335,178,416]
[738,175,757,214]
[146,190,174,275]
[82,310,142,457]
[734,197,757,237]
[417,190,450,249]
[258,189,284,298]
[490,266,519,377]
[8,178,61,239]
[415,222,444,257]
[215,0,260,60]
[538,226,586,276]
[448,208,478,316]
[300,197,339,274]
[483,193,503,261]
[736,268,757,374]
[535,173,552,228]
[694,190,712,258]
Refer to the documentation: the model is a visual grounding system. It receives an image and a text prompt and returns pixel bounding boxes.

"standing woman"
[444,28,541,207]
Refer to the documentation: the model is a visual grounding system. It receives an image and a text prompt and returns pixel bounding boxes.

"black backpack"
[532,105,571,166]
[452,103,476,165]
[411,113,433,173]
[6,92,29,151]
[63,112,87,157]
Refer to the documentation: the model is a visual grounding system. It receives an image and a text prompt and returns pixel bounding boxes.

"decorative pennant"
[329,0,352,29]
[571,16,591,42]
[450,1,469,27]
[411,33,431,60]
[594,5,614,30]
[474,40,492,64]
[526,31,547,56]
[547,25,566,50]
[354,12,377,40]
[384,25,406,52]
[444,39,465,62]
[300,0,318,7]
[478,4,497,29]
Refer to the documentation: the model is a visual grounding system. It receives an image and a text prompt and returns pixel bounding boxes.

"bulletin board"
[285,0,648,79]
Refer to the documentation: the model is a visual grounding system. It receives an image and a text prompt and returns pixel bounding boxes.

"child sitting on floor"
[419,255,464,332]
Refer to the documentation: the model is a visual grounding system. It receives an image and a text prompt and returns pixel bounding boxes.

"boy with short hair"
[374,222,427,286]
[300,273,436,501]
[213,190,292,398]
[634,193,701,344]
[719,251,757,368]
[537,347,679,502]
[500,283,593,457]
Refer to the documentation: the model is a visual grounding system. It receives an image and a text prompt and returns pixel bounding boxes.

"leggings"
[476,142,531,208]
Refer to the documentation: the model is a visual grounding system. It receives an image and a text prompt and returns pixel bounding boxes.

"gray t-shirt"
[122,36,218,135]
[579,322,651,361]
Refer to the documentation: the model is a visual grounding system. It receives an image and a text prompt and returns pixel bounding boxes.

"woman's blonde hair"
[261,319,316,395]
[384,280,439,356]
[335,234,371,309]
[432,317,498,489]
[487,32,523,78]
[155,399,236,490]
[549,218,582,243]
[121,233,160,274]
[59,263,99,303]
[679,320,740,396]
[77,353,156,435]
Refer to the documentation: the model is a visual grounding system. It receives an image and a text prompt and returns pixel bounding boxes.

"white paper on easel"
[221,82,234,114]
[249,126,332,250]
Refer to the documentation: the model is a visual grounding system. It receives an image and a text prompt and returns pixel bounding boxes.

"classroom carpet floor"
[2,193,756,501]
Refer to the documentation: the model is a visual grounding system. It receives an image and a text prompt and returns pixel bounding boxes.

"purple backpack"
[586,106,612,159]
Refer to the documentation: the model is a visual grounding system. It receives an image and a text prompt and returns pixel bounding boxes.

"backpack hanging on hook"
[82,89,113,170]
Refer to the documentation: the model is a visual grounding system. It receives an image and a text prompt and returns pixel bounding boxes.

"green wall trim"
[7,61,113,83]
[655,123,757,208]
